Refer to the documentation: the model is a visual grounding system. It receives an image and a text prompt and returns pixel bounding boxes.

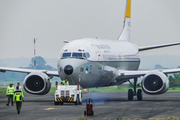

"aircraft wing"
[116,69,180,81]
[0,67,59,77]
[138,42,180,51]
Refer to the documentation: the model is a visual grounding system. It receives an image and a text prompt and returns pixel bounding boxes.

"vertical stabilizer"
[118,0,131,41]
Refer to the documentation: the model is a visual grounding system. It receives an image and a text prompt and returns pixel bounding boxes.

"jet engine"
[23,72,51,95]
[142,71,169,95]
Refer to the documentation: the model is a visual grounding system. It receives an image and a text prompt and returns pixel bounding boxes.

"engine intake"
[142,71,169,95]
[23,72,51,95]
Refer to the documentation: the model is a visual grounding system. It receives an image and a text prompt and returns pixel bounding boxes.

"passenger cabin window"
[62,53,71,58]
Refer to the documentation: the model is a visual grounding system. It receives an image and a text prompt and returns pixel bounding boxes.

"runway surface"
[1,91,180,120]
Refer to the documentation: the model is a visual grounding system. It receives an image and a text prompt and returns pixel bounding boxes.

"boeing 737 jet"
[1,0,180,101]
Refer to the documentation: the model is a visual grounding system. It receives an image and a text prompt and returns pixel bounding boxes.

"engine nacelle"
[142,71,169,95]
[23,72,51,95]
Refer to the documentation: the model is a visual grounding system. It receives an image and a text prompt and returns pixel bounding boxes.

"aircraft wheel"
[128,89,133,101]
[137,89,142,101]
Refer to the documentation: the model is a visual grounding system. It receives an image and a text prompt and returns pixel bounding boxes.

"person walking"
[15,82,22,91]
[61,78,69,85]
[6,83,15,106]
[13,86,24,114]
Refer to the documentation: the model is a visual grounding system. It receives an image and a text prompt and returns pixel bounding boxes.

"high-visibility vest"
[14,91,24,102]
[6,86,15,95]
[62,81,69,85]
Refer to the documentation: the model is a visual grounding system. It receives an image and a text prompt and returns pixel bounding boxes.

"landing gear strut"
[128,78,142,101]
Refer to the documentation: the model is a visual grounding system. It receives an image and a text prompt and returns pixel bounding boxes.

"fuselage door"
[91,44,102,61]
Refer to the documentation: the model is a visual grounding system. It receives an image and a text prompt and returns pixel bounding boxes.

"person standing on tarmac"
[6,83,15,106]
[61,78,69,85]
[13,86,24,114]
[15,82,22,91]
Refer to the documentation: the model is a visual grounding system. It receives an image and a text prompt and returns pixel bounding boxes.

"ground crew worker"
[13,86,24,114]
[55,81,58,88]
[6,83,15,106]
[15,82,22,91]
[61,78,69,85]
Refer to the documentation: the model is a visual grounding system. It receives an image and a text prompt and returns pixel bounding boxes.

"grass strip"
[0,86,180,94]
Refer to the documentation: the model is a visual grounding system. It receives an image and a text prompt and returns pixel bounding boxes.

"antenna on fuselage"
[63,40,69,43]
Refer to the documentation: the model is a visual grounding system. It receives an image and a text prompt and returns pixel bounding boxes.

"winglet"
[118,0,131,41]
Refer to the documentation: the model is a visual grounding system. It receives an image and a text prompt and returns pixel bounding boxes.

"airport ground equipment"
[54,85,82,105]
[84,98,94,116]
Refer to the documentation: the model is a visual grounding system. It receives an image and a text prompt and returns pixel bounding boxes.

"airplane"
[1,0,180,101]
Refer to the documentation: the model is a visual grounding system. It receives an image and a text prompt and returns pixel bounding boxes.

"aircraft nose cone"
[64,65,73,75]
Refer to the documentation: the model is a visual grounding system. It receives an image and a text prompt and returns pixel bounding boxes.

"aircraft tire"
[137,89,142,101]
[128,89,133,101]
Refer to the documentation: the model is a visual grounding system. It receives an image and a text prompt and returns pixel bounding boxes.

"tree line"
[169,73,180,87]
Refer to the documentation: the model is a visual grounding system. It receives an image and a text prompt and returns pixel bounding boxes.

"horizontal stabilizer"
[138,42,180,51]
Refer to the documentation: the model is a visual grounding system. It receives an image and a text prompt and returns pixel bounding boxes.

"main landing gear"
[128,78,142,101]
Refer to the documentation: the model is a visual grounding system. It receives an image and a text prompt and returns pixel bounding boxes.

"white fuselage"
[57,38,140,88]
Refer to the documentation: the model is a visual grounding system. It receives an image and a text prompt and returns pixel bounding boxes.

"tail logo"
[126,0,131,18]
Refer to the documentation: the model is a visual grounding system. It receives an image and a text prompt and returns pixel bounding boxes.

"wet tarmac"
[1,92,180,120]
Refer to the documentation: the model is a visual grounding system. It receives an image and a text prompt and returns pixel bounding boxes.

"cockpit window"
[72,53,83,58]
[86,53,90,58]
[72,52,90,59]
[83,53,86,58]
[62,53,71,58]
[62,52,90,59]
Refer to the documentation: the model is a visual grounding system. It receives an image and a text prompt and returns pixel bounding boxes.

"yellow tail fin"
[126,0,131,18]
[118,0,131,41]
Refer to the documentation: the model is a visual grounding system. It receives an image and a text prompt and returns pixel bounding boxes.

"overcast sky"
[0,0,180,59]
